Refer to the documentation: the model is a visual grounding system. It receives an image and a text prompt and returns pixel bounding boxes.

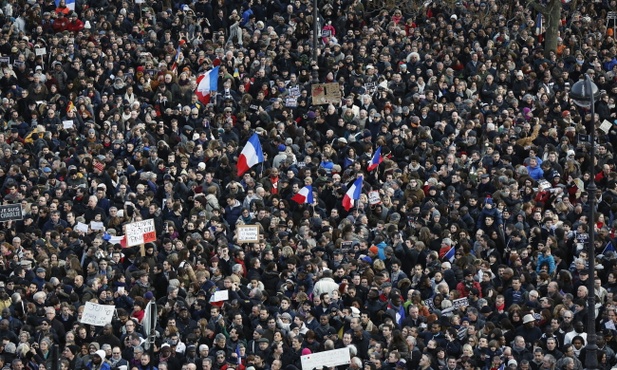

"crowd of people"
[0,0,616,370]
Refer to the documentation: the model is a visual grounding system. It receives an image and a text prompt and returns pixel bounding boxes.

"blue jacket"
[536,253,556,274]
[526,165,544,180]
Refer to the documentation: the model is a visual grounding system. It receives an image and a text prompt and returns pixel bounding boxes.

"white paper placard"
[236,225,260,243]
[35,48,47,56]
[212,290,229,302]
[90,221,104,231]
[75,222,89,232]
[600,120,613,134]
[301,347,351,370]
[125,219,157,247]
[368,190,381,205]
[62,120,74,129]
[80,302,115,326]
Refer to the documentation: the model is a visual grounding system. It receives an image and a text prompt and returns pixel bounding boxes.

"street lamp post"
[570,74,601,370]
[311,0,319,83]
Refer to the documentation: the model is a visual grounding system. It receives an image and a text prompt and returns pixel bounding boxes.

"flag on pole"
[291,185,314,205]
[367,146,383,171]
[603,241,616,254]
[195,66,219,105]
[237,133,264,177]
[445,246,455,263]
[342,176,363,211]
[171,45,182,73]
[535,13,543,36]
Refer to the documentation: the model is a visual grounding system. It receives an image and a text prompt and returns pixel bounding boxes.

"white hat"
[507,359,518,367]
[523,314,535,324]
[94,350,107,360]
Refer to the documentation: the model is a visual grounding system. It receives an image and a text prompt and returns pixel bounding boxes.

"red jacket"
[67,19,84,33]
[52,17,68,33]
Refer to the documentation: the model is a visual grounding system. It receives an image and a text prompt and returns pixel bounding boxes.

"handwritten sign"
[301,347,351,370]
[237,225,260,243]
[62,120,74,129]
[311,83,342,105]
[368,190,381,205]
[125,219,157,247]
[35,48,47,56]
[0,204,22,222]
[80,302,115,326]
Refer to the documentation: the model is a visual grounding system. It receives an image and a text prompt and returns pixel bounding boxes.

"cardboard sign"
[301,347,351,370]
[0,204,22,221]
[125,219,157,247]
[311,83,342,105]
[368,190,381,205]
[80,302,115,326]
[237,225,260,243]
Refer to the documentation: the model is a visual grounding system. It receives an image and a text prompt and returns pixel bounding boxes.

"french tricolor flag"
[342,176,363,211]
[444,246,455,263]
[56,0,75,10]
[291,185,314,205]
[195,66,219,104]
[237,133,264,177]
[367,146,383,171]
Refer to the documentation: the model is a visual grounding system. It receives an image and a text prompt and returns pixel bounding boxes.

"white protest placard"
[212,290,229,302]
[301,347,351,370]
[600,120,613,134]
[368,190,381,205]
[236,225,260,243]
[75,222,89,233]
[452,297,469,309]
[285,96,298,108]
[125,219,157,247]
[135,0,145,3]
[62,120,74,129]
[80,302,115,326]
[90,221,104,231]
[35,47,46,56]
